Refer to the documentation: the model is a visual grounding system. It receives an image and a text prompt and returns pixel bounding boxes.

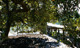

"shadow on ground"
[0,37,60,48]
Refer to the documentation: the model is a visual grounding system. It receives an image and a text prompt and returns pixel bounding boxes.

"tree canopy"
[0,0,79,40]
[0,0,57,37]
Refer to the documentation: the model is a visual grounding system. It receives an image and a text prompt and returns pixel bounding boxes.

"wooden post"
[17,23,18,36]
[22,23,23,36]
[58,29,60,43]
[63,30,65,40]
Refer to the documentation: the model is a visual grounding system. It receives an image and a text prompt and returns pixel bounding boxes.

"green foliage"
[62,40,72,46]
[0,0,57,36]
[53,0,79,37]
[52,0,79,47]
[51,32,54,36]
[0,0,79,42]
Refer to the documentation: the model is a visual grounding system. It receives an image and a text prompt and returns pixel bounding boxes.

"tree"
[52,0,80,47]
[52,0,78,35]
[0,0,57,38]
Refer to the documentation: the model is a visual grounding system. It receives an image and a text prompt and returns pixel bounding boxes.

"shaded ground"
[0,37,47,48]
[0,34,71,48]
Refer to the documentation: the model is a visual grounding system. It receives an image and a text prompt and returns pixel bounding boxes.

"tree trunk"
[5,20,11,38]
[4,0,11,38]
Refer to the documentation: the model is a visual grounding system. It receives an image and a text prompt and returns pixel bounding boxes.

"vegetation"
[0,0,57,38]
[0,0,80,48]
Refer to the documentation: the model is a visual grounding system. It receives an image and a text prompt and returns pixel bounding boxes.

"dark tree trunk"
[4,0,11,38]
[5,19,11,37]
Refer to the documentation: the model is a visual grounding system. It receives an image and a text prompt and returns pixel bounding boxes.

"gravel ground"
[43,34,71,48]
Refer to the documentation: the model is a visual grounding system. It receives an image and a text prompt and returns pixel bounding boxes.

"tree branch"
[11,0,30,13]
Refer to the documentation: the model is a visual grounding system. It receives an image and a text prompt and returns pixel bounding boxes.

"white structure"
[47,23,64,29]
[47,23,64,34]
